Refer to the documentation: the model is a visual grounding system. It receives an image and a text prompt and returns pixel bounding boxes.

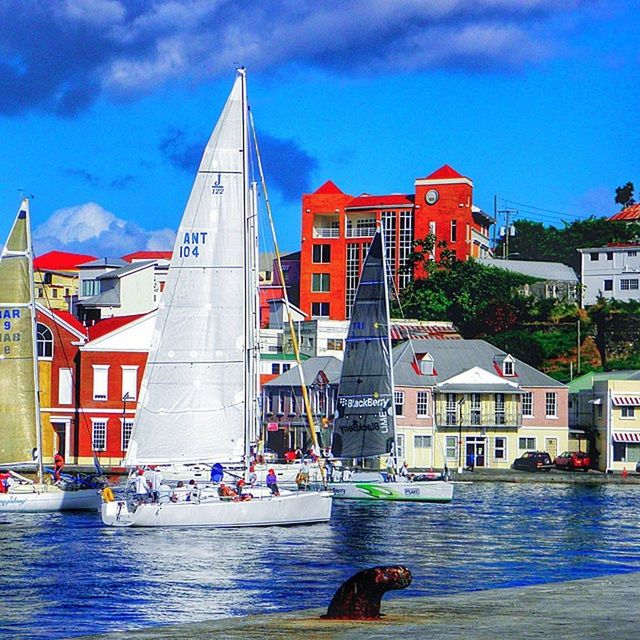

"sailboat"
[101,69,332,527]
[329,228,453,503]
[0,200,101,512]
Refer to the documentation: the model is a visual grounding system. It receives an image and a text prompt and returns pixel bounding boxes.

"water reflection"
[2,483,640,638]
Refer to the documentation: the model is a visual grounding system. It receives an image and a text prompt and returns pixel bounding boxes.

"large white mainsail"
[125,73,250,466]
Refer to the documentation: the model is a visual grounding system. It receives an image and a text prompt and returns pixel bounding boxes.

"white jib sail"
[126,73,248,466]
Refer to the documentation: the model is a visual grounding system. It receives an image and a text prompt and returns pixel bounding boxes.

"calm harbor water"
[2,482,640,639]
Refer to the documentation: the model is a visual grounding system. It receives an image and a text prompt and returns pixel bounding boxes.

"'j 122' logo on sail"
[211,174,224,195]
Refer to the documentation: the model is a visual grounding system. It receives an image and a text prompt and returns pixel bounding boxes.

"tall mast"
[24,200,44,480]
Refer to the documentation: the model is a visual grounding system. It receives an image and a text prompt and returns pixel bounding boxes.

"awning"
[612,395,640,406]
[612,432,640,443]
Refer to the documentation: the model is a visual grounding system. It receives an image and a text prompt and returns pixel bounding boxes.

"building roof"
[392,339,565,389]
[423,164,467,181]
[50,309,88,337]
[122,251,172,262]
[312,180,345,195]
[346,194,414,209]
[264,355,343,387]
[96,260,156,280]
[34,250,97,271]
[578,244,640,253]
[390,322,461,340]
[609,203,640,221]
[477,258,579,283]
[567,370,640,393]
[80,288,121,307]
[87,313,147,341]
[79,257,129,269]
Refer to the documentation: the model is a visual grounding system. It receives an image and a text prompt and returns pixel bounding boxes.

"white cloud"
[32,202,176,256]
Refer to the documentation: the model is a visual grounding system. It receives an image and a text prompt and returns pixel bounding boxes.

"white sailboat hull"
[101,490,333,527]
[330,480,453,503]
[0,484,101,512]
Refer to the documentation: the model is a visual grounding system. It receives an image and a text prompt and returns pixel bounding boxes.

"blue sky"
[0,0,638,256]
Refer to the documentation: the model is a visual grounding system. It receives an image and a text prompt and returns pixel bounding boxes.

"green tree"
[615,181,635,209]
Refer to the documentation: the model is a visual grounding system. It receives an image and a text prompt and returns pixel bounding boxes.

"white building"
[578,244,640,306]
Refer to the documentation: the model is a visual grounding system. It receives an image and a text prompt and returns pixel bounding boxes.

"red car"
[554,451,591,471]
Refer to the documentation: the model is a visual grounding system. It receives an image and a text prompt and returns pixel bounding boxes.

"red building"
[299,165,493,320]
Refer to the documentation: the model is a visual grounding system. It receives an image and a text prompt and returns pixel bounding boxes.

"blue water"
[2,483,640,639]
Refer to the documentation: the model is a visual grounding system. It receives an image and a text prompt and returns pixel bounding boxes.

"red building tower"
[299,165,493,321]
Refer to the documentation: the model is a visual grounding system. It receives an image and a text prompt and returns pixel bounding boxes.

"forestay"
[331,229,395,459]
[126,76,248,466]
[0,201,39,466]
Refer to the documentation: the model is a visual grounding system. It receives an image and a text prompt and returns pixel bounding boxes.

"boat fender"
[322,565,412,620]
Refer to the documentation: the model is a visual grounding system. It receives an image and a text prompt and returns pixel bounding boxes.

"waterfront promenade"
[84,571,640,639]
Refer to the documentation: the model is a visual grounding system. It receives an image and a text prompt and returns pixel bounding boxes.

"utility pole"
[496,208,517,258]
[577,319,581,374]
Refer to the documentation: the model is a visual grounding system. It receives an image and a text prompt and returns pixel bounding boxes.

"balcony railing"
[435,411,521,428]
[346,226,376,238]
[313,227,340,238]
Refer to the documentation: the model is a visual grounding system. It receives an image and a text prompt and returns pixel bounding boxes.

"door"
[465,437,487,468]
[545,437,558,460]
[52,421,67,458]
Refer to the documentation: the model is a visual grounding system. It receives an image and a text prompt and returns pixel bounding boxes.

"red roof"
[347,194,413,208]
[423,164,467,181]
[34,250,97,271]
[51,309,88,337]
[313,180,345,195]
[609,203,640,221]
[122,251,173,262]
[87,313,147,341]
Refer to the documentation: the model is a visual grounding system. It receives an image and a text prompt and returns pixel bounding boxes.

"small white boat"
[0,202,101,513]
[102,69,332,528]
[330,473,453,503]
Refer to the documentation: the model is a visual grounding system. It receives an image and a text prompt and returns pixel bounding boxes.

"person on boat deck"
[266,468,280,497]
[247,464,257,486]
[133,469,149,503]
[187,478,199,502]
[210,462,224,483]
[53,451,65,481]
[149,466,163,502]
[284,449,296,464]
[399,461,412,481]
[217,483,237,499]
[0,472,13,493]
[157,484,173,504]
[174,480,187,502]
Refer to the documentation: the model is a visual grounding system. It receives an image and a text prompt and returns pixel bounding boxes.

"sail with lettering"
[125,74,249,466]
[331,229,395,459]
[0,200,40,466]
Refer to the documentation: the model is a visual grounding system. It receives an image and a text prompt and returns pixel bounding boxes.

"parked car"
[636,461,640,473]
[512,451,553,472]
[554,451,591,471]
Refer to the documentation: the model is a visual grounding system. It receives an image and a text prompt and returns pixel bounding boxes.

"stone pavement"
[83,571,640,639]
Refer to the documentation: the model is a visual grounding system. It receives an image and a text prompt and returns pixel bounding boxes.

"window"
[282,363,291,373]
[450,220,457,242]
[620,279,639,290]
[82,279,100,296]
[277,393,285,415]
[414,435,432,449]
[312,273,330,292]
[58,369,73,405]
[264,393,274,415]
[621,406,635,419]
[36,323,53,358]
[494,437,507,460]
[604,280,613,291]
[589,253,599,261]
[613,442,640,463]
[446,393,457,425]
[92,365,109,401]
[288,392,297,415]
[394,391,404,416]
[419,353,434,375]
[327,338,344,351]
[522,392,533,417]
[395,434,405,460]
[503,360,514,376]
[271,363,280,375]
[519,437,536,450]
[37,287,44,297]
[470,393,481,425]
[495,393,505,425]
[311,302,330,317]
[312,244,331,263]
[606,252,613,261]
[92,419,107,451]
[51,288,58,298]
[121,366,138,401]
[445,436,458,460]
[628,250,637,257]
[545,392,557,417]
[121,419,134,451]
[416,391,429,417]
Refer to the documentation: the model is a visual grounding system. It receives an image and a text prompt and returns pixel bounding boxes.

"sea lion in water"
[322,565,412,620]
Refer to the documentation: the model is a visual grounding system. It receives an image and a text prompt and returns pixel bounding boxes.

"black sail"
[331,229,395,459]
